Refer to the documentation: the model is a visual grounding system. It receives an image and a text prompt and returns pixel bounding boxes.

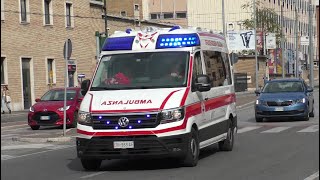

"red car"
[28,87,83,130]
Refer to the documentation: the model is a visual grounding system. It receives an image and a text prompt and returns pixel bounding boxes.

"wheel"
[72,111,78,128]
[255,117,263,122]
[219,120,234,151]
[30,125,40,130]
[309,104,315,117]
[81,158,102,171]
[302,111,310,121]
[182,127,199,167]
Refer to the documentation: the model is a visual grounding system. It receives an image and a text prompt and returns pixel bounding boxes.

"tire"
[302,111,310,121]
[30,125,40,130]
[219,120,234,151]
[72,111,78,128]
[309,104,315,117]
[81,158,102,171]
[255,117,263,122]
[182,127,199,167]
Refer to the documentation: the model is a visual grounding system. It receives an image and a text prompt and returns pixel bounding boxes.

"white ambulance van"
[77,26,237,170]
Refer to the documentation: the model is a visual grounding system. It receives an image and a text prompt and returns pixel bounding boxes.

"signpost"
[63,39,72,136]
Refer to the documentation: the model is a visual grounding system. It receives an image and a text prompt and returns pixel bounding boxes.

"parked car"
[254,78,314,122]
[28,87,83,130]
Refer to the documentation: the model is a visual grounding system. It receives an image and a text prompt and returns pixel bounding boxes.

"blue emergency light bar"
[101,36,135,51]
[156,33,200,49]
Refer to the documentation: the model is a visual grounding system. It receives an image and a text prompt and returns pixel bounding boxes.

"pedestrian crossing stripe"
[237,125,319,134]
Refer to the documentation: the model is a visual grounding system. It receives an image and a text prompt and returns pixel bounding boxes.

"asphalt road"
[1,90,319,180]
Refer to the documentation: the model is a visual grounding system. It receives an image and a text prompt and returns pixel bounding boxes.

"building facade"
[1,0,171,111]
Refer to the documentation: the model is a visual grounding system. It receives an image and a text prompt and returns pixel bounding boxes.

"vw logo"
[118,117,129,127]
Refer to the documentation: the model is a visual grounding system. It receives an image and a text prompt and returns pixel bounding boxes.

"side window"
[222,52,232,85]
[191,52,203,91]
[203,50,230,87]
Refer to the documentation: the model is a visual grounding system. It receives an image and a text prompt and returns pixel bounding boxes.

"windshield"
[262,81,304,93]
[91,52,189,90]
[41,90,77,101]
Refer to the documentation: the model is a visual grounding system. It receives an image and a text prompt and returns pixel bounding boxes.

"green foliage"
[241,0,283,45]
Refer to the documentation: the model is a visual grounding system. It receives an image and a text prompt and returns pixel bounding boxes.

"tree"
[241,0,283,45]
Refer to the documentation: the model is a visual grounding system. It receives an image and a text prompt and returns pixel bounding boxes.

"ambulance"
[77,26,237,170]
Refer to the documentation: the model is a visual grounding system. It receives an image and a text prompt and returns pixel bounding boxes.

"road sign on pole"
[63,39,72,136]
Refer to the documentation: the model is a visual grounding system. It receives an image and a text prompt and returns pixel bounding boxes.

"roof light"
[156,34,200,49]
[169,25,181,32]
[101,36,135,51]
[125,28,133,34]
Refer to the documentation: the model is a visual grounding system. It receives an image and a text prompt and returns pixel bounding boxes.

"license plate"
[113,141,134,149]
[275,107,284,111]
[40,116,50,120]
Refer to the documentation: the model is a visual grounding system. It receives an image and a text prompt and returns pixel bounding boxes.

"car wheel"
[219,120,234,151]
[72,111,78,128]
[309,104,315,117]
[182,127,199,167]
[303,110,310,121]
[30,125,40,130]
[81,158,102,171]
[255,117,263,122]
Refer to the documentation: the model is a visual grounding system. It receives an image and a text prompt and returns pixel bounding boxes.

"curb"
[12,136,76,143]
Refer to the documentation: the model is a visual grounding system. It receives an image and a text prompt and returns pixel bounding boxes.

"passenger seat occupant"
[105,66,132,85]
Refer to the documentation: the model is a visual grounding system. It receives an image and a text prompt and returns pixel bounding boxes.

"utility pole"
[253,0,259,90]
[281,3,285,78]
[308,0,314,88]
[104,0,108,37]
[294,0,299,78]
[222,0,226,37]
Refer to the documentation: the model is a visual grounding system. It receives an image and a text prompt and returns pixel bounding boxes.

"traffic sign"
[63,39,72,60]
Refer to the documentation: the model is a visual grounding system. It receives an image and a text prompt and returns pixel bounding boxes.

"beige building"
[103,0,188,27]
[1,0,171,111]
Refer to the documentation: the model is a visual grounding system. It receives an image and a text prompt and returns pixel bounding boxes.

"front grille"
[33,111,60,123]
[78,136,168,155]
[266,100,293,106]
[91,113,159,130]
[258,110,301,116]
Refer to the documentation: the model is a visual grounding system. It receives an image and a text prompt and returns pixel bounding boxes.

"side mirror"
[254,90,261,95]
[307,87,313,92]
[81,79,91,96]
[230,52,239,65]
[35,98,41,102]
[195,75,211,92]
[77,97,84,102]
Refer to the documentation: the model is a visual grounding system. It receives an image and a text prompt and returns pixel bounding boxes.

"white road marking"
[1,134,18,138]
[304,171,319,180]
[1,145,75,161]
[261,127,291,133]
[237,126,261,134]
[298,125,319,133]
[1,155,15,160]
[80,172,106,179]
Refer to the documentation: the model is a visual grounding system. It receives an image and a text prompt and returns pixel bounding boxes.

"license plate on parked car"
[275,107,284,111]
[40,116,50,120]
[113,141,134,149]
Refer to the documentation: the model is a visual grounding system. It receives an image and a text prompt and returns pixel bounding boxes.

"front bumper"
[28,111,74,126]
[76,133,189,160]
[255,103,308,118]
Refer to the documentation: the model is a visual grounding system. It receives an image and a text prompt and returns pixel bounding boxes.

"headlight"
[295,98,306,104]
[256,100,260,105]
[29,106,34,112]
[78,111,92,125]
[57,106,70,111]
[159,107,185,124]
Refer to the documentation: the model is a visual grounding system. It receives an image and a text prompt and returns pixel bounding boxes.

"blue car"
[255,78,314,122]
